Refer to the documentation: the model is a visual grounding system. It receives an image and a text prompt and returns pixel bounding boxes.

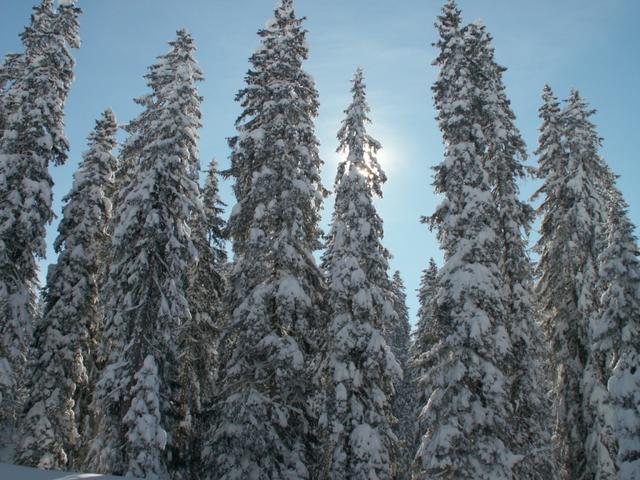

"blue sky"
[1,0,639,323]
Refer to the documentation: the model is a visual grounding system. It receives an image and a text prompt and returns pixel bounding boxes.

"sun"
[371,129,401,176]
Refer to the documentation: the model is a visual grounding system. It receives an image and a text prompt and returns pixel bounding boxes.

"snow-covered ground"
[0,463,123,479]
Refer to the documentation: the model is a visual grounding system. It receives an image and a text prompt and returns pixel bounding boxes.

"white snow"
[0,463,123,479]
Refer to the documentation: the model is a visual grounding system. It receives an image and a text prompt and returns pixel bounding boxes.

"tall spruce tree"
[569,97,619,480]
[414,2,515,477]
[85,30,203,479]
[16,109,117,470]
[175,159,227,480]
[386,271,414,479]
[599,186,640,479]
[320,68,399,480]
[465,21,554,478]
[0,0,80,437]
[70,110,119,456]
[534,87,612,479]
[204,1,327,478]
[533,85,574,477]
[409,258,438,461]
[411,259,438,397]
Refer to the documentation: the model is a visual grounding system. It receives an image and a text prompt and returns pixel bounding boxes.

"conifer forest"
[0,0,639,479]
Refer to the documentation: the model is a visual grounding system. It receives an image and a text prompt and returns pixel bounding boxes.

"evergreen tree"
[600,186,640,479]
[0,0,80,436]
[204,1,327,477]
[387,271,414,479]
[409,258,438,459]
[414,2,515,477]
[569,99,619,480]
[320,68,399,480]
[123,355,168,480]
[175,160,227,480]
[465,21,554,478]
[411,259,438,388]
[86,30,203,479]
[16,109,117,470]
[386,272,410,367]
[534,87,612,479]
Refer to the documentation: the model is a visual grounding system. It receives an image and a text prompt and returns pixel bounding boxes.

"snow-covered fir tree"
[386,272,410,368]
[174,159,227,480]
[320,68,400,480]
[85,30,203,479]
[68,110,119,454]
[568,98,620,480]
[465,21,554,478]
[411,258,438,397]
[204,1,327,478]
[409,258,438,460]
[386,271,414,479]
[0,0,80,439]
[122,355,167,480]
[599,185,640,480]
[534,87,613,480]
[414,2,515,477]
[16,109,117,470]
